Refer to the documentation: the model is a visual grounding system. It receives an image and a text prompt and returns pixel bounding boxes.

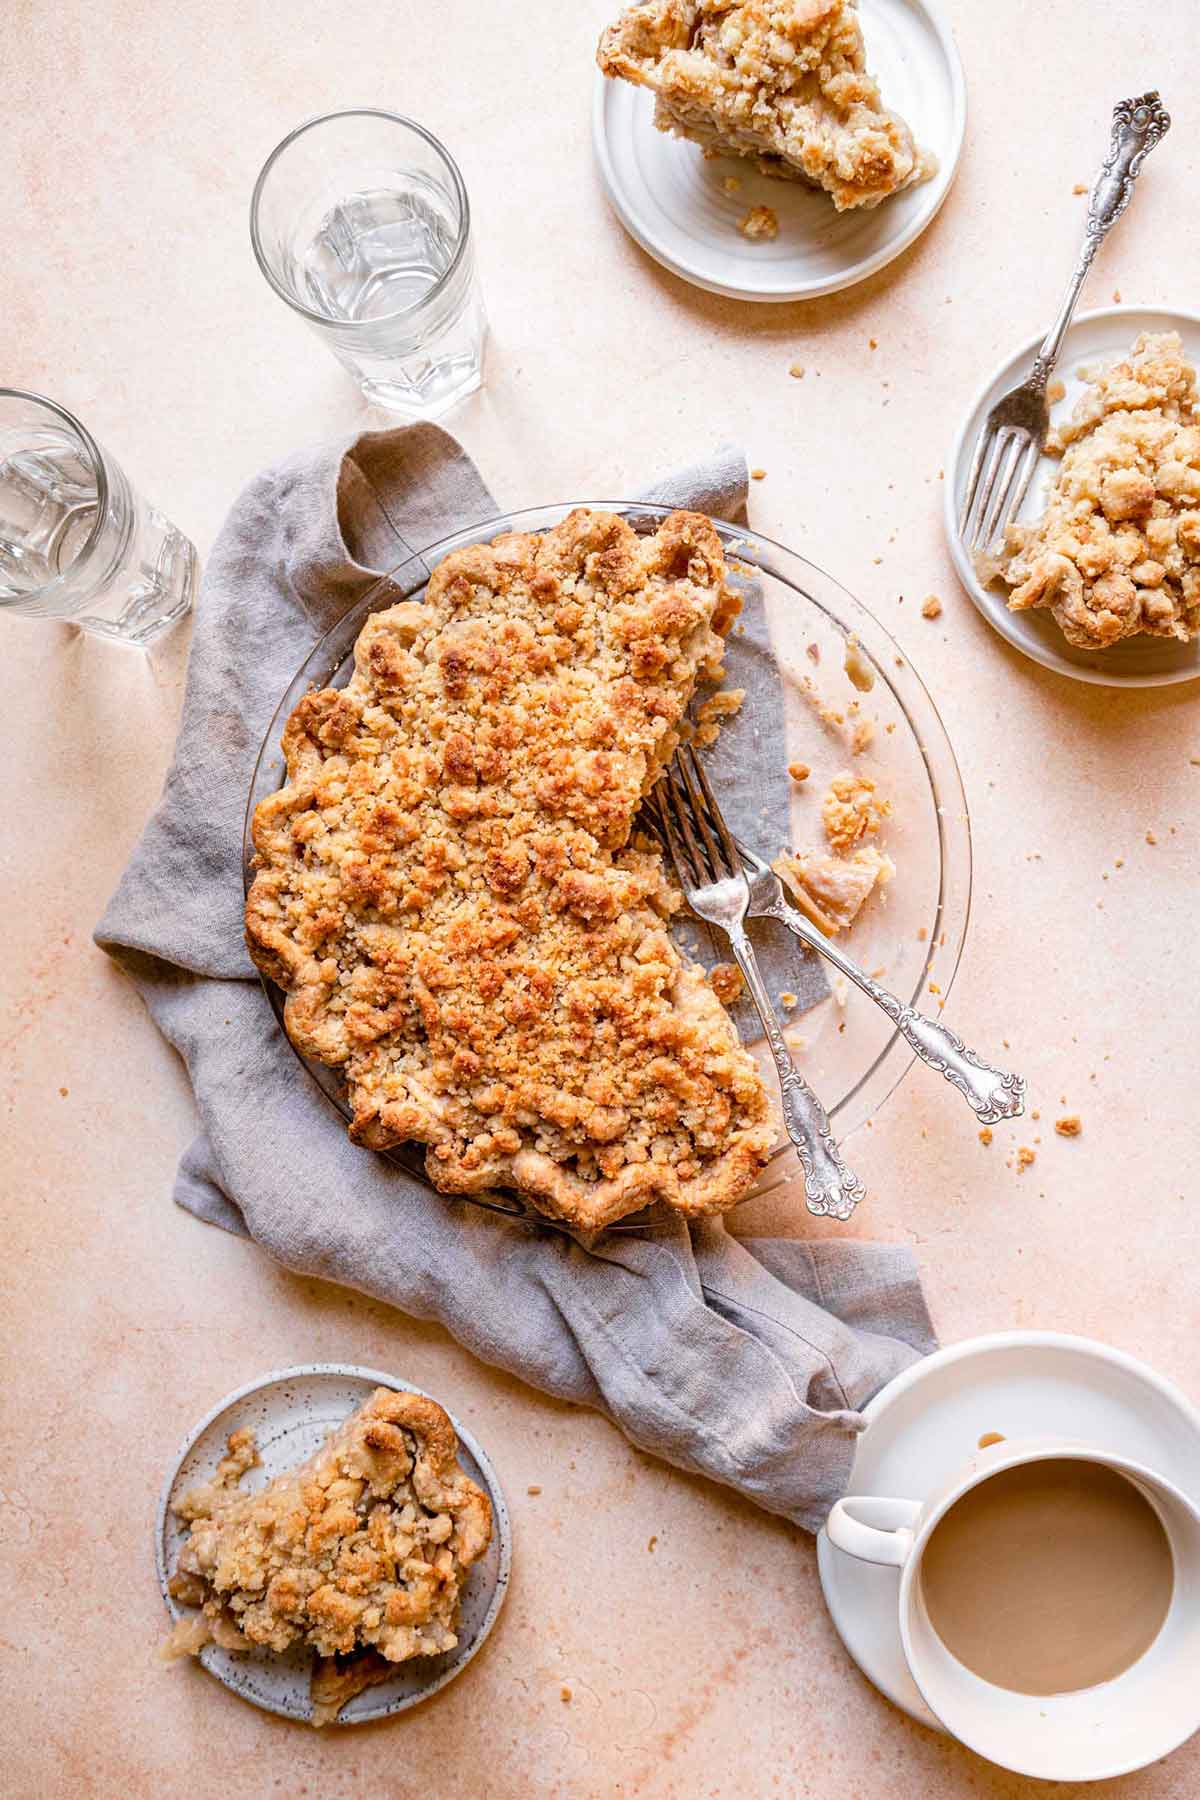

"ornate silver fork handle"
[725,923,866,1222]
[1031,92,1171,391]
[760,900,1025,1125]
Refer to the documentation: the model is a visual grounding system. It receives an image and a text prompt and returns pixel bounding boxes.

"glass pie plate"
[243,503,971,1234]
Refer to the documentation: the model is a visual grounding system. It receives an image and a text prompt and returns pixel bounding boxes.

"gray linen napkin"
[96,425,934,1532]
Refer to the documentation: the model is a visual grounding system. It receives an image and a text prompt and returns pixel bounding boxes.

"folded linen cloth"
[96,425,935,1532]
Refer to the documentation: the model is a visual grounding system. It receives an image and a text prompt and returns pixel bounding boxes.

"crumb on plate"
[920,594,942,620]
[1055,1115,1082,1137]
[787,761,810,782]
[843,633,875,692]
[789,362,805,378]
[978,1127,993,1146]
[1016,1146,1036,1171]
[739,204,779,241]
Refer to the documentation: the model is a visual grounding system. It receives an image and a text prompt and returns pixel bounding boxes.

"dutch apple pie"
[245,509,774,1230]
[597,0,934,212]
[164,1388,492,1726]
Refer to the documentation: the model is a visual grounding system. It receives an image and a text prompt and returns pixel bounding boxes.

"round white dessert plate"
[946,304,1200,687]
[592,0,966,303]
[816,1332,1200,1732]
[155,1364,511,1725]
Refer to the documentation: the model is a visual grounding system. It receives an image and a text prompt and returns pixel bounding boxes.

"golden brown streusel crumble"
[246,508,773,1231]
[597,0,934,211]
[739,203,779,239]
[163,1390,492,1727]
[993,333,1200,649]
[821,770,890,853]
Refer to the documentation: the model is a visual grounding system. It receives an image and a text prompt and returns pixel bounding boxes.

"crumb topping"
[598,0,934,211]
[997,333,1200,649]
[821,770,890,853]
[245,509,772,1231]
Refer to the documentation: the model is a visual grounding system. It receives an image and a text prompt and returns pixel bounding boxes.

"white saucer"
[592,0,965,303]
[945,305,1200,688]
[156,1364,512,1725]
[816,1332,1200,1731]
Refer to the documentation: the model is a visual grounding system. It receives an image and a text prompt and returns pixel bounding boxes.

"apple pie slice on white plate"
[593,0,965,301]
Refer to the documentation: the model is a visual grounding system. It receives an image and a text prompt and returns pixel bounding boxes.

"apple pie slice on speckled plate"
[164,1388,492,1727]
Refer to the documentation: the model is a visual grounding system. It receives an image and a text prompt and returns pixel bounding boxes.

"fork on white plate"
[959,92,1170,558]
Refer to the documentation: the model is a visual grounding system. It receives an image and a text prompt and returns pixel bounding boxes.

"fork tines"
[959,417,1043,556]
[655,744,743,891]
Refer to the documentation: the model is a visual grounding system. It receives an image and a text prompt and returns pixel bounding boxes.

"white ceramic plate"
[946,305,1200,687]
[156,1365,512,1725]
[592,0,965,302]
[815,1332,1200,1729]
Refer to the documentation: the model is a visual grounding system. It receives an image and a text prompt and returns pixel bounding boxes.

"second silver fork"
[653,747,866,1222]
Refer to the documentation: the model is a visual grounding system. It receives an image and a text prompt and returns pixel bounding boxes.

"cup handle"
[825,1495,923,1567]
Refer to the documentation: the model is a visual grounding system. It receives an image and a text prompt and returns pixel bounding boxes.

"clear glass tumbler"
[250,109,487,418]
[0,390,196,646]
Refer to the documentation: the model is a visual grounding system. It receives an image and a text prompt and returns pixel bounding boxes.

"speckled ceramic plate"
[155,1365,511,1725]
[946,305,1200,687]
[592,0,966,302]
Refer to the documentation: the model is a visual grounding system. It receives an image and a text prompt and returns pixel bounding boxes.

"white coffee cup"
[825,1436,1200,1781]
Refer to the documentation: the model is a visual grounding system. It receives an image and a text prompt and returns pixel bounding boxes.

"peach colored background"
[3,1,1199,1794]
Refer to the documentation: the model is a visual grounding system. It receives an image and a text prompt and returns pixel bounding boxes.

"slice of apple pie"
[597,0,934,212]
[164,1389,492,1726]
[995,332,1200,649]
[246,508,774,1231]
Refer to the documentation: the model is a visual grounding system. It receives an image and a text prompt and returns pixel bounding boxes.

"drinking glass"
[250,109,487,417]
[0,391,196,646]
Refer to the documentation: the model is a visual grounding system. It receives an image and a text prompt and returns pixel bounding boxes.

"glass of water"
[0,390,196,646]
[251,109,487,418]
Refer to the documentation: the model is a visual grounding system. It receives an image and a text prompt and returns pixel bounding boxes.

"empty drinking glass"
[251,109,487,417]
[0,390,196,646]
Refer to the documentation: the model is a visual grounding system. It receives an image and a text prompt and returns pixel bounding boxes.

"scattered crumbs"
[1146,830,1157,845]
[885,720,895,733]
[722,174,742,195]
[832,974,850,1009]
[1115,857,1124,868]
[784,1027,809,1053]
[843,633,875,693]
[739,204,779,241]
[1047,377,1066,403]
[694,686,745,747]
[928,981,941,995]
[1016,1146,1036,1171]
[561,1686,573,1703]
[978,1127,993,1146]
[851,718,875,754]
[920,594,943,620]
[788,362,805,379]
[1030,1108,1040,1121]
[1055,1115,1082,1137]
[868,337,878,350]
[527,1484,542,1495]
[59,1086,69,1097]
[750,466,767,481]
[917,926,927,941]
[648,1534,658,1552]
[788,761,811,782]
[978,1431,1006,1448]
[1112,288,1122,302]
[1072,182,1088,195]
[780,990,798,1009]
[805,641,821,663]
[872,555,883,565]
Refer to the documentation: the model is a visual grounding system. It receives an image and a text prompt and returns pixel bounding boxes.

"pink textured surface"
[2,1,1199,1794]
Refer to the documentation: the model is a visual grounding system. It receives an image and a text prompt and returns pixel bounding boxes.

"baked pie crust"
[597,0,933,212]
[994,332,1200,649]
[164,1388,492,1726]
[246,508,773,1230]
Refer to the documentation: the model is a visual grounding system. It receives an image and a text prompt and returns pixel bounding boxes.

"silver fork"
[653,748,866,1222]
[959,92,1170,557]
[736,841,1026,1125]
